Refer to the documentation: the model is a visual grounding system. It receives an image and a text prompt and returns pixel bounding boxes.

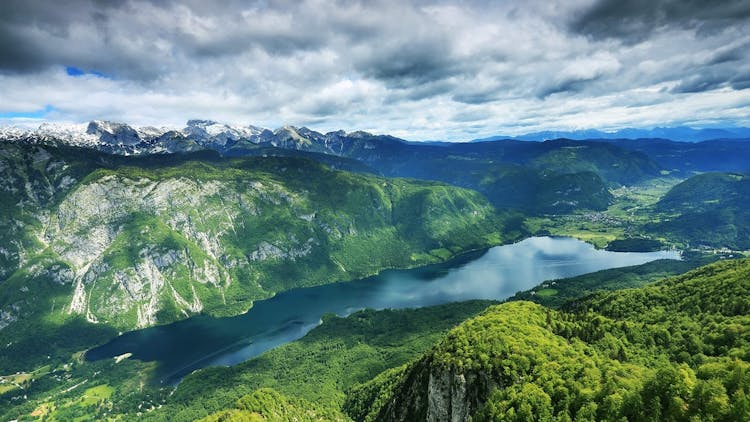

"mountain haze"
[473,126,750,143]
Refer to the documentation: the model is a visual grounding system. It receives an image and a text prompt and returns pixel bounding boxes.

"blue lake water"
[86,236,680,384]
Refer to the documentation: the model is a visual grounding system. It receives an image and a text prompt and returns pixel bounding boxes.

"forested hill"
[346,258,750,421]
[651,173,750,249]
[596,138,750,174]
[0,142,516,371]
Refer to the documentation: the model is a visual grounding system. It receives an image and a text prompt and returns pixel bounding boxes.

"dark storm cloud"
[359,48,452,85]
[0,0,122,29]
[0,26,38,72]
[0,0,100,72]
[708,43,749,65]
[572,0,750,42]
[538,76,605,98]
[673,71,732,93]
[671,40,750,93]
[673,55,749,94]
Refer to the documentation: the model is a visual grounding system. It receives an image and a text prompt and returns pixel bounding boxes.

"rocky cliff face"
[346,260,750,422]
[344,302,574,422]
[0,144,92,280]
[0,144,505,336]
[367,357,496,421]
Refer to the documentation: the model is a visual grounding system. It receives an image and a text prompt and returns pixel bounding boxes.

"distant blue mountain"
[472,126,750,143]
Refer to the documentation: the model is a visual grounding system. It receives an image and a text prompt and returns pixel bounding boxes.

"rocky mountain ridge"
[0,120,396,156]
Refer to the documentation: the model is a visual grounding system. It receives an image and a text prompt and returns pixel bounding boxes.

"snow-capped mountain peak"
[184,119,266,146]
[0,119,391,158]
[136,125,175,139]
[0,125,33,140]
[86,120,141,145]
[36,122,99,146]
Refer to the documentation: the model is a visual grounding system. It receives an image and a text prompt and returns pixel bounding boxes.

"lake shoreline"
[86,236,679,385]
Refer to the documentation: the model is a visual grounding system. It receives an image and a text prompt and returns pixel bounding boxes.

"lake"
[86,236,680,384]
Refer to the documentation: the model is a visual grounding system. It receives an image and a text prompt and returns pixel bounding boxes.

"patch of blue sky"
[66,66,108,78]
[0,105,56,119]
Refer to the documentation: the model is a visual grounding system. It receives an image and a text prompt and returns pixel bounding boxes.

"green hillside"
[6,255,743,421]
[528,140,662,185]
[331,138,660,214]
[476,166,613,213]
[0,144,516,372]
[657,173,750,213]
[651,173,750,249]
[347,258,750,421]
[198,389,347,422]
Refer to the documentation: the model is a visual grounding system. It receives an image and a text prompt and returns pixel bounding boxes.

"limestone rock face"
[42,174,306,329]
[86,121,141,146]
[0,143,499,333]
[374,357,495,422]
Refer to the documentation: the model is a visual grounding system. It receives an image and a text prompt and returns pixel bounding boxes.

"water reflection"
[86,237,679,384]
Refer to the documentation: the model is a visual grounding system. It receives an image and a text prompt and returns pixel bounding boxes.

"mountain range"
[4,119,750,218]
[4,121,750,155]
[0,120,406,157]
[2,119,750,420]
[471,126,750,143]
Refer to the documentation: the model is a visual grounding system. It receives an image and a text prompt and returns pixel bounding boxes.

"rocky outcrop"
[86,121,141,146]
[43,175,266,328]
[373,358,496,422]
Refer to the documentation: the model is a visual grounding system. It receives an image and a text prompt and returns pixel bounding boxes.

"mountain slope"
[137,301,496,421]
[347,258,750,421]
[333,139,656,213]
[0,143,515,371]
[596,138,750,174]
[508,258,705,309]
[650,172,750,249]
[2,121,664,215]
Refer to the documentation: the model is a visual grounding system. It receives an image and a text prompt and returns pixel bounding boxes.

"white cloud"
[0,0,748,140]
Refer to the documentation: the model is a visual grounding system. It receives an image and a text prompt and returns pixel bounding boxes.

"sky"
[0,0,749,141]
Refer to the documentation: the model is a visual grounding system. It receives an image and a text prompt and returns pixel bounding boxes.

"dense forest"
[2,127,750,421]
[345,258,750,421]
[651,173,750,249]
[3,0,750,418]
[56,257,744,422]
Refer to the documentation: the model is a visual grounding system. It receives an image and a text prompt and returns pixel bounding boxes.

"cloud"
[571,0,750,42]
[0,0,747,140]
[0,0,164,79]
[355,39,455,86]
[537,52,622,97]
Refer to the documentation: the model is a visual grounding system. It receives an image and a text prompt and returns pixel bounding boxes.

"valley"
[3,2,749,419]
[85,236,677,385]
[0,121,748,421]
